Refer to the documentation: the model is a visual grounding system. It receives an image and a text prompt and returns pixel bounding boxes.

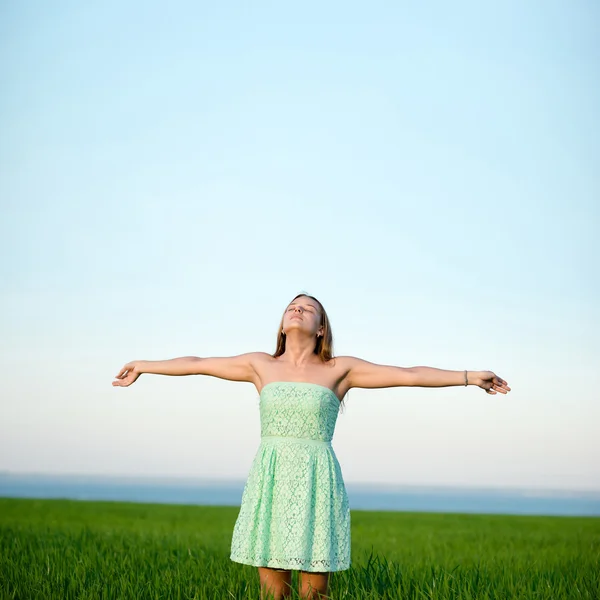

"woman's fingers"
[487,382,510,394]
[486,375,511,394]
[113,362,137,386]
[113,372,132,386]
[115,362,136,378]
[494,377,511,392]
[115,364,134,379]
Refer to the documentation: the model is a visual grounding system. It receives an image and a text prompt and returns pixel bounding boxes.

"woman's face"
[283,296,323,338]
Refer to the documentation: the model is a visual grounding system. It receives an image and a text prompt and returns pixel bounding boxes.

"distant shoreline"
[1,470,598,495]
[1,472,599,517]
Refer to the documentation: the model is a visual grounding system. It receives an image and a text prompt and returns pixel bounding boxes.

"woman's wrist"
[465,370,482,386]
[133,361,147,374]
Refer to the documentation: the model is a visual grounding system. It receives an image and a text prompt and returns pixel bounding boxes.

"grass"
[0,497,598,599]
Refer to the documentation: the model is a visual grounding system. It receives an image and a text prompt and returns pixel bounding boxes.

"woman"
[113,293,511,600]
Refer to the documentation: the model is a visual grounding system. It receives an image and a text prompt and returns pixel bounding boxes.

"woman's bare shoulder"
[324,356,361,381]
[332,355,362,368]
[247,351,276,368]
[251,351,275,361]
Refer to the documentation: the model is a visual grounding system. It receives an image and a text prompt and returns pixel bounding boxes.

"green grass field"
[1,497,598,599]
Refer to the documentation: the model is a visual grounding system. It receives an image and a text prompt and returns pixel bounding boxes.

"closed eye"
[288,304,315,312]
[288,302,319,316]
[289,304,315,312]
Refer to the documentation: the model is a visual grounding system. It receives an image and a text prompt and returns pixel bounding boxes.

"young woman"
[113,293,511,600]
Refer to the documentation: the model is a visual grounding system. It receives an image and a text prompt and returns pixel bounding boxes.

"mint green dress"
[230,381,351,572]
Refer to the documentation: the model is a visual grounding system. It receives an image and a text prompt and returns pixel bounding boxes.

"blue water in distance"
[1,473,599,516]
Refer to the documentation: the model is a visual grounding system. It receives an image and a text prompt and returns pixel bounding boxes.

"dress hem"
[230,555,351,573]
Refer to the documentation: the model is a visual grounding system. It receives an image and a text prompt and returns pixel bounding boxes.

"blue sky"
[1,1,598,491]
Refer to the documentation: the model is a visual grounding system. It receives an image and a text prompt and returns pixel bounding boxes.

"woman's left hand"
[476,371,511,395]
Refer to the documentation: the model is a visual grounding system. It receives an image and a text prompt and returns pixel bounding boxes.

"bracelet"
[464,370,468,386]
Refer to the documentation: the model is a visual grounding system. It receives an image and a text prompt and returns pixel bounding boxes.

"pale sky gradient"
[1,1,598,491]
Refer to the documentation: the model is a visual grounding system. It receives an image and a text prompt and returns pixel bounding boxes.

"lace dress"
[230,381,351,572]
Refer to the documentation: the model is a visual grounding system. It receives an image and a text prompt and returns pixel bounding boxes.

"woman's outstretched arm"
[342,356,510,395]
[112,352,268,387]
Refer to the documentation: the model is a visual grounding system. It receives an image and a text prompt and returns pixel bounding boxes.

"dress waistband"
[261,435,332,446]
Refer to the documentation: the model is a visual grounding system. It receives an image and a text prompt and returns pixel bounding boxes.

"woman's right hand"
[112,361,142,387]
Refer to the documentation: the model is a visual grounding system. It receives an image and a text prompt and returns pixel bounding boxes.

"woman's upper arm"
[343,356,415,390]
[192,352,267,384]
